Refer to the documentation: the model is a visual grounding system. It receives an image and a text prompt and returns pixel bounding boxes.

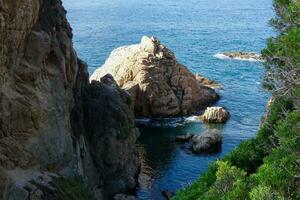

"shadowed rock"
[191,129,222,153]
[161,190,175,200]
[0,0,140,199]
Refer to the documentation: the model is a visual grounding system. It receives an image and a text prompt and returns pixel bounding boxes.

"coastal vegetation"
[173,0,300,199]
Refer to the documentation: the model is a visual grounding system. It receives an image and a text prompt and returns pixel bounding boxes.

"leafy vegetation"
[173,0,300,199]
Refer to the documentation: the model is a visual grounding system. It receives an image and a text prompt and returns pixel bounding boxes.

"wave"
[214,53,264,62]
[136,115,200,127]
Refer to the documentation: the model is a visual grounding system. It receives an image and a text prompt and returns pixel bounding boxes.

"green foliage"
[249,185,284,200]
[208,161,248,200]
[224,139,266,174]
[172,163,217,200]
[172,0,300,199]
[54,177,94,200]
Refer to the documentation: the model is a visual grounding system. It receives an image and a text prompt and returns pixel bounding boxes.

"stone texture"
[91,36,220,117]
[222,51,263,61]
[0,0,140,199]
[191,129,222,153]
[200,106,230,123]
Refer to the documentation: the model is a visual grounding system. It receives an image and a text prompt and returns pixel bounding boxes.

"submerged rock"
[161,190,175,200]
[175,134,194,142]
[191,129,222,153]
[200,107,230,123]
[91,36,220,117]
[113,194,136,200]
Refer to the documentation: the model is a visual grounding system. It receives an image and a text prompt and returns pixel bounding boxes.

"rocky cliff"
[0,0,140,199]
[90,36,220,118]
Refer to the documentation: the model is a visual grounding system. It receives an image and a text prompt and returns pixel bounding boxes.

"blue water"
[63,0,274,199]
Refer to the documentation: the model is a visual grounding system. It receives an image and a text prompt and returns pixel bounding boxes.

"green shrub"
[249,185,284,200]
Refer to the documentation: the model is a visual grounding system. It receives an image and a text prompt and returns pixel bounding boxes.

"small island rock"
[191,129,222,153]
[221,51,263,61]
[200,107,230,123]
[91,36,220,117]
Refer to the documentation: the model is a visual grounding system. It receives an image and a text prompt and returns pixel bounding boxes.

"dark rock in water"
[162,190,175,200]
[175,134,194,142]
[113,194,136,200]
[191,129,222,154]
[0,0,140,199]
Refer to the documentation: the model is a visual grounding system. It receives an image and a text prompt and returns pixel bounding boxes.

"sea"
[63,0,275,199]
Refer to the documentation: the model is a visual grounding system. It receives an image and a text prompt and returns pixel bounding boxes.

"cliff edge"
[0,0,140,199]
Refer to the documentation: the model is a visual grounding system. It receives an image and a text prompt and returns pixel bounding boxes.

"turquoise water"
[63,0,274,199]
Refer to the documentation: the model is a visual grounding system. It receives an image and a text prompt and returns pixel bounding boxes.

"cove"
[63,0,274,199]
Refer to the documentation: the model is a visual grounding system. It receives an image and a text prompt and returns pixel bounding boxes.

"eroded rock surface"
[200,107,230,123]
[91,36,220,117]
[0,0,140,199]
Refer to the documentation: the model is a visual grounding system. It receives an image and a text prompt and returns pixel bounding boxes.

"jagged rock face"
[0,0,77,174]
[91,36,220,118]
[200,107,230,123]
[73,74,140,197]
[0,0,140,199]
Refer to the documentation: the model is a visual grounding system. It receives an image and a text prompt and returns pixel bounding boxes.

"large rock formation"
[0,0,139,199]
[90,36,220,117]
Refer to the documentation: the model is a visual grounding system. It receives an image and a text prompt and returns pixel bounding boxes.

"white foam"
[136,115,203,127]
[184,115,200,123]
[214,53,265,62]
[136,117,185,127]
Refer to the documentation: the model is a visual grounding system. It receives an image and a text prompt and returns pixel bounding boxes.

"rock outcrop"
[174,130,222,154]
[200,107,230,123]
[215,51,263,61]
[0,0,140,199]
[191,129,222,153]
[91,36,220,117]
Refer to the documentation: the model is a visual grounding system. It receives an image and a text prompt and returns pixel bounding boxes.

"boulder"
[191,129,222,153]
[200,107,230,123]
[91,36,220,117]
